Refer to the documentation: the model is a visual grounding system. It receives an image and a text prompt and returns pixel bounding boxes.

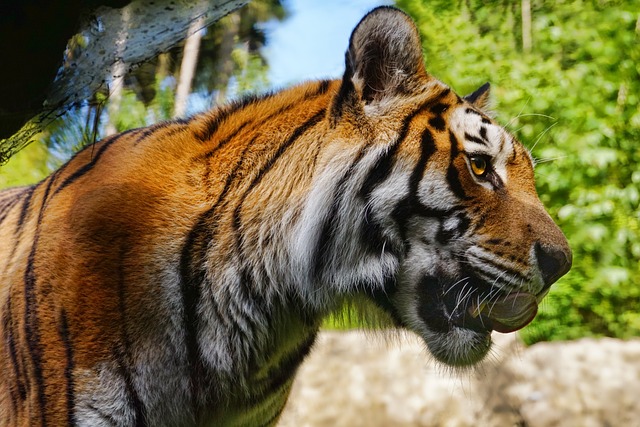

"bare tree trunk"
[156,53,170,82]
[212,13,241,106]
[104,60,127,136]
[521,0,532,53]
[105,7,132,136]
[173,16,205,118]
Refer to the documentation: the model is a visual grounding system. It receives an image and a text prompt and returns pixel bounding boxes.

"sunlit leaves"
[397,0,640,343]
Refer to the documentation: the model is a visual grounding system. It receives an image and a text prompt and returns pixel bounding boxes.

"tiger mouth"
[448,290,538,334]
[420,273,539,335]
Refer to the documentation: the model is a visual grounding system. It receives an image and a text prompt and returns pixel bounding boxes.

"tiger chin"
[0,6,570,427]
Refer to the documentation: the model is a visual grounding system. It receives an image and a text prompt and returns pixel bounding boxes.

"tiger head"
[299,7,572,366]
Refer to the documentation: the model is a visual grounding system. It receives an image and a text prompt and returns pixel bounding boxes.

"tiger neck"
[183,78,399,393]
[180,81,339,403]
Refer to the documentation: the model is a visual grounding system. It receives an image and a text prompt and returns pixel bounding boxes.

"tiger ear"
[333,6,427,115]
[464,82,492,112]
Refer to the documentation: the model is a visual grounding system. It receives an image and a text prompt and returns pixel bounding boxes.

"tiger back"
[0,6,571,426]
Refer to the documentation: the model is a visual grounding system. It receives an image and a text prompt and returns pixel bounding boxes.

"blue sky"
[261,0,390,88]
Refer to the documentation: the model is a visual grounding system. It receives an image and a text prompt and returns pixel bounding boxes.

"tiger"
[0,6,571,427]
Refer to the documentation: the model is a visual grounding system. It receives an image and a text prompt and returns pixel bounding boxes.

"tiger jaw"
[391,268,544,367]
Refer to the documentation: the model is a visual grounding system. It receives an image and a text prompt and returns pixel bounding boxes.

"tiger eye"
[470,156,488,177]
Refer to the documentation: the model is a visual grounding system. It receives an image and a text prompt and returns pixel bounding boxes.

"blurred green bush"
[397,0,640,343]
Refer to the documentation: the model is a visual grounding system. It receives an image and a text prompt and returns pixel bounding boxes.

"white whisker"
[533,154,569,165]
[505,97,532,129]
[514,112,556,121]
[529,122,558,153]
[443,277,469,296]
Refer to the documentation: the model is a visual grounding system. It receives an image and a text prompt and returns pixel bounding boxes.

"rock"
[279,330,640,427]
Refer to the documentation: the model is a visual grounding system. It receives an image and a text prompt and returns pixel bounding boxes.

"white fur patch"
[450,107,516,186]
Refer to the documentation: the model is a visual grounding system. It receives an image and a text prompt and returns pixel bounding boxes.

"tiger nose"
[535,242,572,289]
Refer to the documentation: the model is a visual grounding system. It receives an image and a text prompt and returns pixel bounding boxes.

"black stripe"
[428,101,449,131]
[3,264,27,408]
[0,191,21,212]
[22,172,59,425]
[174,117,192,125]
[455,212,471,235]
[464,107,492,124]
[0,188,23,211]
[15,186,35,233]
[313,145,368,279]
[214,139,254,208]
[179,220,207,414]
[410,129,438,198]
[178,129,261,398]
[417,275,450,333]
[195,97,256,142]
[330,59,357,123]
[428,116,446,131]
[472,252,529,283]
[486,238,505,246]
[509,138,519,163]
[317,79,331,95]
[0,195,22,226]
[360,127,437,257]
[225,269,266,347]
[54,129,138,195]
[233,109,326,253]
[24,235,46,425]
[200,120,253,161]
[113,348,147,427]
[58,309,76,426]
[199,120,256,185]
[446,131,469,200]
[191,137,258,260]
[392,203,455,246]
[133,122,170,145]
[464,132,488,146]
[479,126,488,141]
[239,268,267,310]
[388,128,439,244]
[116,245,147,426]
[178,104,328,409]
[430,103,449,115]
[2,298,22,416]
[413,204,456,220]
[178,210,231,417]
[196,92,275,143]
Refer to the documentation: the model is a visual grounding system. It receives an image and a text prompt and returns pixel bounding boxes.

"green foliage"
[230,48,270,95]
[396,0,640,343]
[0,139,51,188]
